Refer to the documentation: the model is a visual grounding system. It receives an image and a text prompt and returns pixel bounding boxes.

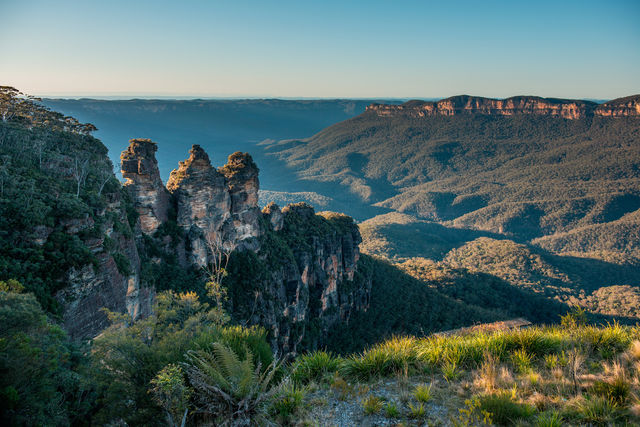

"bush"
[271,381,306,424]
[413,383,432,403]
[408,402,426,419]
[185,342,282,426]
[291,351,340,384]
[384,402,400,418]
[478,393,535,426]
[572,396,624,426]
[362,395,383,415]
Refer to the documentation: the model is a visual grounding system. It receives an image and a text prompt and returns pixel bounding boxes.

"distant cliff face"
[366,95,640,119]
[121,140,370,353]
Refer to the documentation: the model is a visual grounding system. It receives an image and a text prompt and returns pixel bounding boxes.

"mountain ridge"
[366,94,640,119]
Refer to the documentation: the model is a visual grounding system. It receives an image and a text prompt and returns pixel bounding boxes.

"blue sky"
[1,0,639,99]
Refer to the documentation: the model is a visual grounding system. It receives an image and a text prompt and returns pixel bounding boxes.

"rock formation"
[366,94,640,119]
[166,145,231,265]
[595,95,640,117]
[121,138,170,234]
[120,140,371,354]
[56,187,153,339]
[230,203,370,354]
[219,152,261,250]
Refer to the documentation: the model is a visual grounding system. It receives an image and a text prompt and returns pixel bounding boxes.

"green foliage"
[534,411,563,427]
[271,381,306,425]
[453,397,493,426]
[362,395,383,415]
[384,401,400,418]
[184,342,281,426]
[291,350,341,384]
[571,396,624,426]
[478,393,536,426]
[112,251,132,276]
[591,377,631,406]
[91,291,272,426]
[561,306,588,329]
[0,290,93,426]
[408,401,426,419]
[413,383,432,402]
[149,364,191,427]
[511,348,533,373]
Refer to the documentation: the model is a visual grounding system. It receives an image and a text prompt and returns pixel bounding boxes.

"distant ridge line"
[366,94,640,119]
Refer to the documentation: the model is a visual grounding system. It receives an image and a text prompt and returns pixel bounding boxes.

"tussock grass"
[338,324,639,381]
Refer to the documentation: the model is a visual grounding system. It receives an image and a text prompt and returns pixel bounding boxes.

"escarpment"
[121,140,371,353]
[366,94,640,119]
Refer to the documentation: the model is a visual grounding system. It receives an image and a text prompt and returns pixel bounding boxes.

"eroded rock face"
[121,138,170,234]
[167,145,231,265]
[220,152,261,250]
[595,95,640,117]
[234,203,371,355]
[262,202,284,231]
[119,142,370,354]
[56,191,152,339]
[367,94,640,119]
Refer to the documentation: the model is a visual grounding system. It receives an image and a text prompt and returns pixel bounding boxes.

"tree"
[204,233,231,324]
[0,287,93,425]
[71,154,89,198]
[149,364,191,427]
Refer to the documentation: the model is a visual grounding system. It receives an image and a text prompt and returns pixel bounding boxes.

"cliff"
[121,138,170,235]
[121,140,371,353]
[0,89,154,340]
[366,94,640,119]
[228,203,371,354]
[56,191,153,338]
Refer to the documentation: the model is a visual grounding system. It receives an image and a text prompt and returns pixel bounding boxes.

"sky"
[1,0,639,99]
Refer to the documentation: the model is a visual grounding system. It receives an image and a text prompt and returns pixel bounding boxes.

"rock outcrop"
[121,138,170,234]
[120,140,371,354]
[366,95,640,119]
[166,145,232,265]
[219,152,261,250]
[56,185,153,339]
[231,203,371,354]
[595,95,640,117]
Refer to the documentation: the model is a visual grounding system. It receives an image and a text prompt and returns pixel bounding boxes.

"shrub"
[534,410,563,427]
[362,395,383,415]
[408,402,426,419]
[271,381,306,424]
[453,397,493,426]
[591,377,630,406]
[185,343,282,426]
[478,393,535,426]
[573,396,623,426]
[413,383,432,403]
[291,351,340,384]
[384,402,400,418]
[330,374,353,400]
[511,348,533,373]
[442,359,461,382]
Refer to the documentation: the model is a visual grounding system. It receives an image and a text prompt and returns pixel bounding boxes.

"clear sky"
[1,0,639,99]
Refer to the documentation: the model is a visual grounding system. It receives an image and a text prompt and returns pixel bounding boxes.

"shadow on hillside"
[327,258,637,354]
[364,221,505,261]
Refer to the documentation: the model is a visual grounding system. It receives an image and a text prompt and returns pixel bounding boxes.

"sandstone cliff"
[56,191,153,338]
[366,94,640,119]
[121,138,170,235]
[229,203,371,354]
[120,140,370,353]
